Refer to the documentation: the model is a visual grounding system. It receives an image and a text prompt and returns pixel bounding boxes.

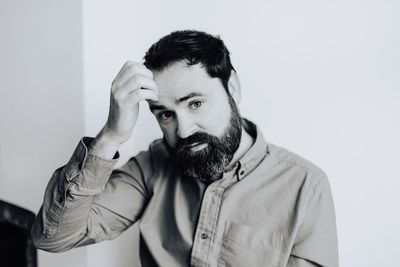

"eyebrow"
[149,92,204,112]
[177,92,203,103]
[149,103,167,112]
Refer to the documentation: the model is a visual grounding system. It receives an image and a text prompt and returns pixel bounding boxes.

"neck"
[226,126,254,170]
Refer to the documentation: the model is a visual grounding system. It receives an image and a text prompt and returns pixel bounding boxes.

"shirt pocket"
[218,222,283,267]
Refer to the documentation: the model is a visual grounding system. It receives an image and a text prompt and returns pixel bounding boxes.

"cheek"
[160,125,178,148]
[201,101,232,135]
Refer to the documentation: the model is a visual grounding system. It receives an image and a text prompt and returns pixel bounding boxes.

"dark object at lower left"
[0,199,37,267]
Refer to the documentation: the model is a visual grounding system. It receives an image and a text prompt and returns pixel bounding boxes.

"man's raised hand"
[91,61,158,159]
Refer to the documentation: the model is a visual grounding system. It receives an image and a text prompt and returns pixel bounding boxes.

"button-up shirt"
[32,119,338,267]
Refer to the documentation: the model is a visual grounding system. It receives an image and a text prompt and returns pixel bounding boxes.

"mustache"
[176,132,218,152]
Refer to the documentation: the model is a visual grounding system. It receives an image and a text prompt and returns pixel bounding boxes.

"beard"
[168,96,242,185]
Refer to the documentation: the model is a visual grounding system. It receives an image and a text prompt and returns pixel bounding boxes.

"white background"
[1,0,399,266]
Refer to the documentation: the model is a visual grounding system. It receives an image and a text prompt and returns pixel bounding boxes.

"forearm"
[89,130,121,160]
[32,61,158,251]
[31,138,118,252]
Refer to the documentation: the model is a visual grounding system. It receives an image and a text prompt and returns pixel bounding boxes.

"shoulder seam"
[273,147,327,180]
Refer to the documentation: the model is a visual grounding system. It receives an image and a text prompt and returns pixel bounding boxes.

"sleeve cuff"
[63,137,119,194]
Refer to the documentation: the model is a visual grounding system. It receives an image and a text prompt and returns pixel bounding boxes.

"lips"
[187,142,202,147]
[186,142,208,152]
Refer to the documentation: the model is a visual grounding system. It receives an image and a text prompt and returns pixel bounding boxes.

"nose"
[176,113,196,139]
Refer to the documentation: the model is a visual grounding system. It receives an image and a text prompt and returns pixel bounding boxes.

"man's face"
[149,61,242,183]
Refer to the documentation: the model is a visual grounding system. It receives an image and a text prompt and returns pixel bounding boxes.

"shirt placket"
[190,169,239,267]
[189,185,223,266]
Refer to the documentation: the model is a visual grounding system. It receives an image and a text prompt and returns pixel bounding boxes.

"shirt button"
[240,170,245,175]
[200,233,208,239]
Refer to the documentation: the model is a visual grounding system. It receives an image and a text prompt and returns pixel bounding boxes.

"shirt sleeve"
[287,175,339,267]
[31,137,150,252]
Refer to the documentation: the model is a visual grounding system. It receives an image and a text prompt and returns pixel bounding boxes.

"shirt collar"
[233,118,269,181]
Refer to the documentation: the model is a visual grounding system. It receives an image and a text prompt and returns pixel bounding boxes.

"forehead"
[152,61,222,99]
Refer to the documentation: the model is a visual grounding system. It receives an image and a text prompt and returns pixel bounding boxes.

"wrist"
[96,129,123,147]
[89,131,121,160]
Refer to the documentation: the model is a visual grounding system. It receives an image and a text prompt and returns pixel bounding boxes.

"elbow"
[30,220,71,253]
[31,232,74,253]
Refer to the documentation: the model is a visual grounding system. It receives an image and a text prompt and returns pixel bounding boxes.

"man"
[32,30,338,267]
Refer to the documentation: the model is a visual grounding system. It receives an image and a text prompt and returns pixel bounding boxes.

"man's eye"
[189,100,203,110]
[158,111,174,121]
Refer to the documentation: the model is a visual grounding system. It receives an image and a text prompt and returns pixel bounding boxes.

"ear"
[227,70,241,104]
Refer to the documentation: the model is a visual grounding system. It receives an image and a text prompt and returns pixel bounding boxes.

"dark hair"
[143,30,235,91]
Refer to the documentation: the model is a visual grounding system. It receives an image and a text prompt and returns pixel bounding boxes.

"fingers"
[113,61,153,87]
[128,88,159,102]
[112,61,158,102]
[101,61,155,145]
[113,74,158,101]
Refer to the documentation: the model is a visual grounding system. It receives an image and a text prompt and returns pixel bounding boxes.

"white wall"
[0,1,86,266]
[83,1,400,266]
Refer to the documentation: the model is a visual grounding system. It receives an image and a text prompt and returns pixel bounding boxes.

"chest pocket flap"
[219,222,284,267]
